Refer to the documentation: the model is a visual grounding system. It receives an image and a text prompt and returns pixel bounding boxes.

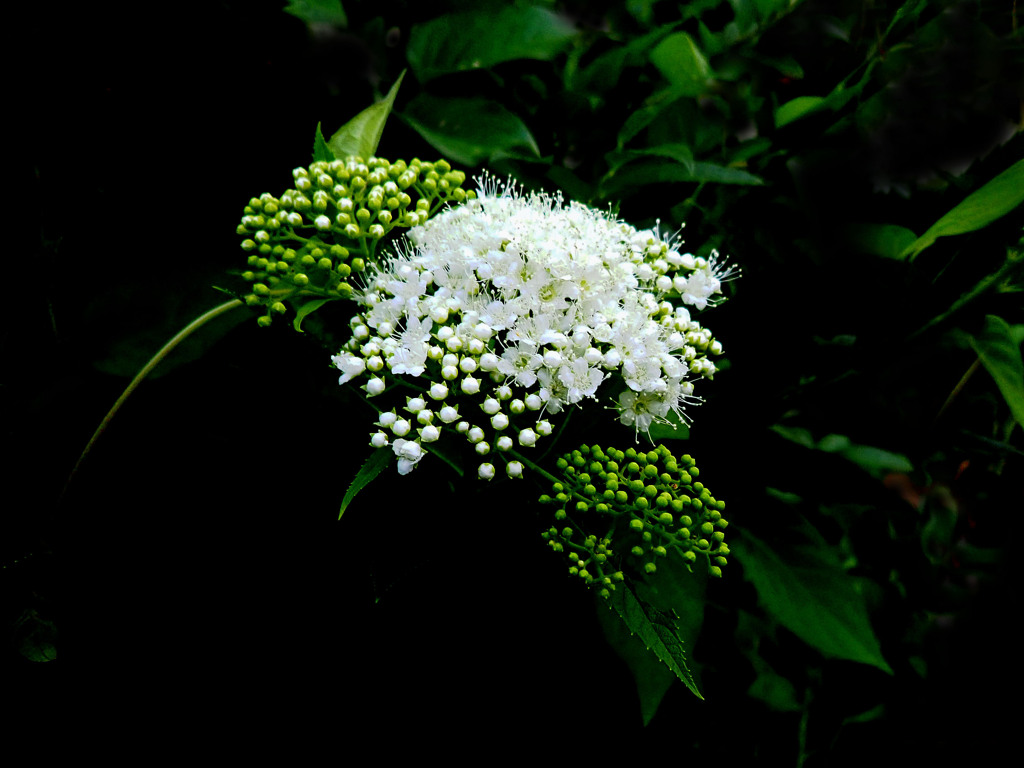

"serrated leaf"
[407,6,576,83]
[283,0,347,27]
[400,94,540,166]
[292,298,333,332]
[339,449,393,520]
[312,121,335,163]
[327,71,405,160]
[903,159,1024,261]
[650,32,713,96]
[595,598,677,725]
[970,314,1024,428]
[608,581,704,700]
[734,529,893,674]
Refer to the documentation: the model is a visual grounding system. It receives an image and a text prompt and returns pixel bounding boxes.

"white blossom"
[332,175,732,476]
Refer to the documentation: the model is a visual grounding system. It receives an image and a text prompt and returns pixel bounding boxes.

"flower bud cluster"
[331,176,733,477]
[539,444,729,597]
[237,156,474,325]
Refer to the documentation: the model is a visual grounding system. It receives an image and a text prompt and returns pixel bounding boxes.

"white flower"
[618,389,657,434]
[334,174,733,470]
[332,352,366,385]
[438,405,461,423]
[392,438,426,475]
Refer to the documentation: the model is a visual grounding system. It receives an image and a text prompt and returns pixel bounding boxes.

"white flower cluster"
[331,178,733,478]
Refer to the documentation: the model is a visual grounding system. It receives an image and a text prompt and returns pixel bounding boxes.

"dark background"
[10,0,1023,759]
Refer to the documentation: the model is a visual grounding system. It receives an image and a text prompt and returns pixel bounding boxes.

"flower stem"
[61,298,244,498]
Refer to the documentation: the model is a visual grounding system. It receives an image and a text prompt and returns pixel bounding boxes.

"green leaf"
[816,433,851,453]
[283,0,347,27]
[772,425,913,477]
[401,94,540,166]
[769,424,815,449]
[970,314,1024,428]
[733,528,893,674]
[13,610,57,662]
[838,445,913,475]
[572,23,680,95]
[774,95,826,128]
[902,159,1024,261]
[609,143,695,174]
[687,161,764,185]
[292,298,333,332]
[602,157,763,197]
[339,449,393,520]
[775,59,882,129]
[607,579,704,701]
[312,121,335,163]
[606,548,708,706]
[327,71,405,160]
[617,89,687,147]
[407,5,576,83]
[595,597,677,725]
[846,223,918,260]
[649,32,713,96]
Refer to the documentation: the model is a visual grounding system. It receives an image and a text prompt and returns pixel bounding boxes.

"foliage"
[17,0,1023,759]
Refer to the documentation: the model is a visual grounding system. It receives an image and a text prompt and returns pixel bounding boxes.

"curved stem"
[62,298,244,498]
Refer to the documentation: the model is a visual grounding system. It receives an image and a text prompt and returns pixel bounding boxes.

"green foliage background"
[11,0,1023,760]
